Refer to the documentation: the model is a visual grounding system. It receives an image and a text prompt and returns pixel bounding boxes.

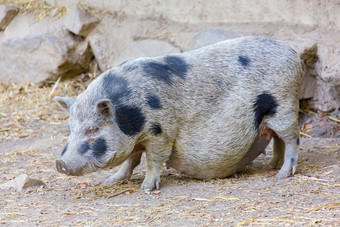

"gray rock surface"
[307,43,340,112]
[112,39,180,66]
[0,5,17,31]
[299,74,317,100]
[298,43,318,100]
[0,14,93,84]
[65,4,99,37]
[280,34,340,112]
[297,42,340,111]
[0,174,46,192]
[308,79,340,112]
[88,15,177,71]
[318,45,340,86]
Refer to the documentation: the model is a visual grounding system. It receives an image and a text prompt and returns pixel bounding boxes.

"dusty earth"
[0,75,340,226]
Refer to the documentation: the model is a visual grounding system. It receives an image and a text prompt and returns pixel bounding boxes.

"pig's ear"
[54,96,75,112]
[96,99,114,117]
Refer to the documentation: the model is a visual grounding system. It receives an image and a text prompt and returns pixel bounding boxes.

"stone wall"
[48,0,340,30]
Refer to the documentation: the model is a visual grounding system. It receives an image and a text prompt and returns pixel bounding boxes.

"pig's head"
[54,76,140,176]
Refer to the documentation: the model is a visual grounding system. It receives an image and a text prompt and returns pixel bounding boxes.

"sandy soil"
[0,78,339,226]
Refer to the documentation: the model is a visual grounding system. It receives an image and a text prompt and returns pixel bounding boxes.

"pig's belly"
[167,127,274,179]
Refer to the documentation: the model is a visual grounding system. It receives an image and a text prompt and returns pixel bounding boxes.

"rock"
[0,5,18,31]
[65,4,99,37]
[295,42,340,111]
[309,44,340,111]
[298,44,318,100]
[187,29,240,51]
[88,15,171,71]
[88,15,136,71]
[58,38,94,79]
[0,14,93,84]
[0,174,46,192]
[308,79,340,112]
[299,74,317,100]
[0,35,64,84]
[112,40,180,66]
[318,45,340,86]
[287,39,340,111]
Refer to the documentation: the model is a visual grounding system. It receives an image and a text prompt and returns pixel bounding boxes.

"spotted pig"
[55,36,303,190]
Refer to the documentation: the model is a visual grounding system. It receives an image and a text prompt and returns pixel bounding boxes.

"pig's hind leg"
[106,151,143,184]
[275,136,299,178]
[266,135,285,169]
[253,91,300,178]
[267,116,299,179]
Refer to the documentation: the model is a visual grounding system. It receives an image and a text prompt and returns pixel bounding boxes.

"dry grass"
[2,0,68,19]
[1,0,101,19]
[0,77,87,142]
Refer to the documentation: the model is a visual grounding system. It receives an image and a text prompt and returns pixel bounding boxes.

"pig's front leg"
[106,151,143,184]
[140,138,172,191]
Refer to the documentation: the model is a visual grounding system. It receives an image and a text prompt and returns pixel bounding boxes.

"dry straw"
[3,0,68,19]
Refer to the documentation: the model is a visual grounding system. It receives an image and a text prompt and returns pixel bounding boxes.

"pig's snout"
[56,160,72,175]
[56,160,84,176]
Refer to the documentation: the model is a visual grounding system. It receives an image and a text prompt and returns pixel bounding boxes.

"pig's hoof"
[276,171,290,179]
[105,175,127,184]
[105,172,132,184]
[140,177,160,191]
[276,161,297,179]
[105,177,118,184]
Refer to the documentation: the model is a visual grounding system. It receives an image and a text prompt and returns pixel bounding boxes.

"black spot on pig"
[238,56,250,68]
[143,62,174,85]
[164,56,189,79]
[143,56,189,85]
[297,138,300,145]
[92,138,107,158]
[150,123,162,135]
[291,158,295,164]
[146,93,162,109]
[61,142,68,156]
[78,141,90,154]
[115,105,145,136]
[102,71,131,104]
[253,92,278,130]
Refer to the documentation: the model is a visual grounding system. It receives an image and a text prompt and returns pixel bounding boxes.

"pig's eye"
[85,128,99,137]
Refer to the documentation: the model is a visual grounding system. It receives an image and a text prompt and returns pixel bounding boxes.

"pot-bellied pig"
[55,36,303,190]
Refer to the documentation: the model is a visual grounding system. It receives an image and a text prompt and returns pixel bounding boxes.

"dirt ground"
[0,78,340,226]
